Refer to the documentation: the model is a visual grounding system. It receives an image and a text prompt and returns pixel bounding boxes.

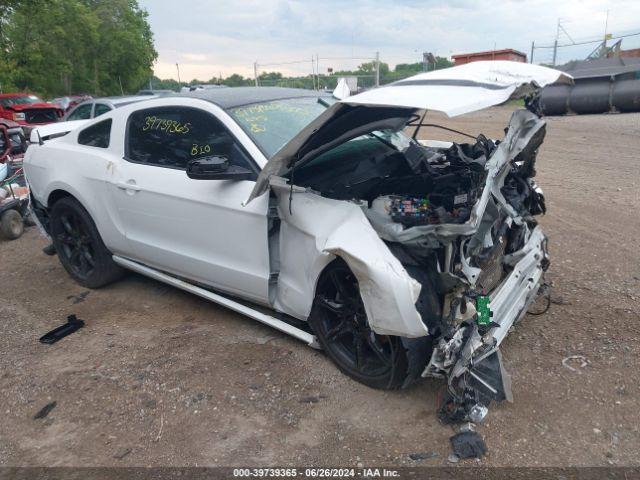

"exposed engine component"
[387,195,471,226]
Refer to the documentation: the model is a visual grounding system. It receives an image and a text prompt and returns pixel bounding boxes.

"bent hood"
[246,61,572,203]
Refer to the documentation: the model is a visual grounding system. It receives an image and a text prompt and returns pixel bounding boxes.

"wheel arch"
[47,188,76,208]
[43,183,120,253]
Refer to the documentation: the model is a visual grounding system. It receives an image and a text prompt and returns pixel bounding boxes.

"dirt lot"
[1,107,639,468]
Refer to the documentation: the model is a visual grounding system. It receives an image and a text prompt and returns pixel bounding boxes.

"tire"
[0,209,24,240]
[308,259,410,390]
[49,196,124,288]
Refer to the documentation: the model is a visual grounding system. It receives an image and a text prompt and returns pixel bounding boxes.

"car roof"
[179,87,330,110]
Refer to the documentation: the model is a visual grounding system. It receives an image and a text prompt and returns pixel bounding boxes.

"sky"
[139,0,640,82]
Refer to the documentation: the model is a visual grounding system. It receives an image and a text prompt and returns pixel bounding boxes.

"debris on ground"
[459,422,476,433]
[408,451,438,461]
[39,314,85,344]
[113,447,132,459]
[298,396,320,404]
[447,453,460,463]
[42,244,57,256]
[437,392,468,424]
[33,401,57,420]
[562,355,589,373]
[450,431,487,459]
[67,291,90,304]
[551,295,572,306]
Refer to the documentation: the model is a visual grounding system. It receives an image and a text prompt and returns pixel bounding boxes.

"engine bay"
[288,129,494,228]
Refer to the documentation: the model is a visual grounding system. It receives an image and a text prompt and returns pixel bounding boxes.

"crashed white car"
[24,61,571,421]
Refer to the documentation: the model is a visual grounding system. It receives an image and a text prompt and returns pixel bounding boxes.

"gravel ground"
[0,107,639,467]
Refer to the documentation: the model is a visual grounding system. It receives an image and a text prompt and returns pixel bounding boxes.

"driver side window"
[126,106,256,172]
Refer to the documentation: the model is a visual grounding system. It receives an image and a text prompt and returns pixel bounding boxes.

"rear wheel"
[309,259,410,390]
[49,197,124,288]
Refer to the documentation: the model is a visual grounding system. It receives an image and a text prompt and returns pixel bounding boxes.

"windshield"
[0,95,42,107]
[229,97,331,157]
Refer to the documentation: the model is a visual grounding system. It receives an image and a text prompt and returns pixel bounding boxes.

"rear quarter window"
[78,119,112,148]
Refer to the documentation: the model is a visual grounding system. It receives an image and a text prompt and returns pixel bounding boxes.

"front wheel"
[49,197,124,288]
[308,259,410,390]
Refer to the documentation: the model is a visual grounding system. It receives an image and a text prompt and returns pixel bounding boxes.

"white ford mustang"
[24,62,571,421]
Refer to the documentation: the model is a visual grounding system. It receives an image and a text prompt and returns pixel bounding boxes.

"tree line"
[0,0,452,98]
[0,0,157,98]
[151,57,454,92]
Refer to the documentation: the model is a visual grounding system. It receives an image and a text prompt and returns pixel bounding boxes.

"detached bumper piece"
[426,226,548,423]
[438,347,512,424]
[39,314,85,344]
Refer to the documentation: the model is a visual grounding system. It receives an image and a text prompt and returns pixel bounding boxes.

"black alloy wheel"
[309,260,409,390]
[50,197,124,288]
[55,209,96,278]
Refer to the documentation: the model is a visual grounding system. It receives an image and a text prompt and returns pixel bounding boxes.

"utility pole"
[176,63,181,85]
[552,19,560,66]
[311,56,316,90]
[530,41,535,64]
[253,62,259,87]
[553,18,577,65]
[374,51,380,87]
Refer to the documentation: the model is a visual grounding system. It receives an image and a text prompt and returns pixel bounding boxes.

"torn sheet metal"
[269,177,429,338]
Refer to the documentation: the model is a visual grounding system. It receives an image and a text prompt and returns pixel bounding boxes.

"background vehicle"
[0,93,63,128]
[136,89,175,96]
[49,95,93,113]
[63,95,156,121]
[24,62,569,421]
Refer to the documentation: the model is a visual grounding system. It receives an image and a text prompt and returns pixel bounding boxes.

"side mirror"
[186,156,255,181]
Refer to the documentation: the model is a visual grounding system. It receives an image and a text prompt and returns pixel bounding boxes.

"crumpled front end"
[267,104,553,420]
[361,108,552,421]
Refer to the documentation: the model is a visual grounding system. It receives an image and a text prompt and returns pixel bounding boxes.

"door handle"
[115,180,141,192]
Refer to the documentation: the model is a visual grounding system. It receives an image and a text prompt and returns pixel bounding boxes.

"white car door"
[109,104,271,305]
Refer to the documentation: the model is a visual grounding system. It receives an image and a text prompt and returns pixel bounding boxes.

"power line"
[536,30,640,49]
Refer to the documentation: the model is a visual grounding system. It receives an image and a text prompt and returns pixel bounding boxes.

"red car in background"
[0,93,63,129]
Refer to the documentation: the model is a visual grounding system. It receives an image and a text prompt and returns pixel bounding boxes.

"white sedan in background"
[24,62,571,422]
